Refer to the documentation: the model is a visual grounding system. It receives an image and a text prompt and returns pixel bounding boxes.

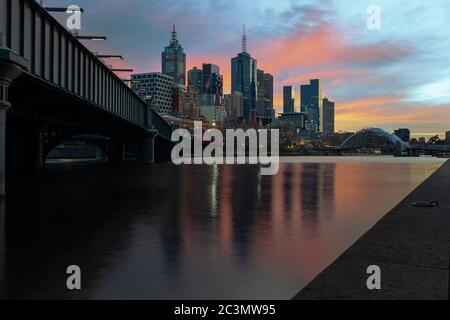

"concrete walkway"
[294,160,450,300]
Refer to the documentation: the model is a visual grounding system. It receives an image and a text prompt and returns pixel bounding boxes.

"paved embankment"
[294,160,450,300]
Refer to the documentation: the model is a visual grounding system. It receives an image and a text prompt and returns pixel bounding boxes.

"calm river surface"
[0,157,445,299]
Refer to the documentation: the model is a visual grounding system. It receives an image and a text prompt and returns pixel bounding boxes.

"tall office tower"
[202,63,223,106]
[283,86,295,113]
[256,69,266,117]
[263,73,274,119]
[300,79,322,133]
[322,97,335,135]
[300,84,310,113]
[231,25,258,121]
[188,67,203,107]
[131,73,173,114]
[446,131,450,144]
[188,67,203,94]
[162,25,186,87]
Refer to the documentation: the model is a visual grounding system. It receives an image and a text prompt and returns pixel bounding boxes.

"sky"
[46,0,450,137]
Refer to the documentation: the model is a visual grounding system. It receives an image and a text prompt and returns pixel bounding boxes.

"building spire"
[171,25,178,45]
[242,24,247,53]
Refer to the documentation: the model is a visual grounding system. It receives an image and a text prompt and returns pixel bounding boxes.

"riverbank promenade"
[295,160,450,300]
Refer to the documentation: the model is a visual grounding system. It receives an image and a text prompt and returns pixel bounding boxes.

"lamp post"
[45,7,84,13]
[96,55,124,60]
[109,68,134,72]
[75,35,107,41]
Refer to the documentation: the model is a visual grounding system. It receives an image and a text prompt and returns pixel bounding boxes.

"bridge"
[340,128,409,154]
[0,0,173,196]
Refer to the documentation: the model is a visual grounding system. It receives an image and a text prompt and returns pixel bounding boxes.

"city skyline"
[53,0,450,137]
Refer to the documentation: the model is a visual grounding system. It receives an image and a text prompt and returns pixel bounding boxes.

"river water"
[0,157,445,299]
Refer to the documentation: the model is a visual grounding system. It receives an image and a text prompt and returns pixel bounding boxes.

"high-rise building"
[131,72,173,114]
[322,97,335,135]
[224,92,244,125]
[446,131,450,144]
[256,70,266,117]
[263,73,274,119]
[257,70,274,121]
[188,67,203,95]
[231,26,257,121]
[394,128,411,143]
[162,25,186,87]
[300,79,322,133]
[283,86,295,114]
[300,85,310,113]
[202,63,223,106]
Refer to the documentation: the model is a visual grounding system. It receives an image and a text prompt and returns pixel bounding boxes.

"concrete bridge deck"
[294,160,450,300]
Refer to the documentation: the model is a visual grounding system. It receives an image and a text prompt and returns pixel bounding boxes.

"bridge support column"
[138,129,158,164]
[110,142,125,163]
[31,126,44,170]
[0,106,7,197]
[0,48,27,197]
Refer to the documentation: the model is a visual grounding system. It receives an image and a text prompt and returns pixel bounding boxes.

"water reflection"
[0,159,443,299]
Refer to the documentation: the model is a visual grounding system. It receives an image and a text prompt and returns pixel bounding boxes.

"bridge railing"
[0,0,145,127]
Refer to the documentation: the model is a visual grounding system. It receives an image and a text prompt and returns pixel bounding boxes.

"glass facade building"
[322,97,335,135]
[283,86,295,114]
[264,73,274,119]
[202,63,223,106]
[300,79,322,134]
[231,52,257,120]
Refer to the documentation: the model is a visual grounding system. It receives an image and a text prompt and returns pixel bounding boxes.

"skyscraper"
[300,79,322,133]
[188,67,203,107]
[283,86,295,114]
[322,97,335,135]
[263,73,274,118]
[188,67,203,95]
[231,26,257,121]
[300,85,310,113]
[162,25,186,87]
[202,63,223,106]
[256,69,266,117]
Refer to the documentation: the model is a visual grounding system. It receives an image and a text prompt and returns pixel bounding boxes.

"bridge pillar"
[110,142,125,163]
[31,126,44,170]
[0,106,7,197]
[0,47,27,196]
[138,129,159,164]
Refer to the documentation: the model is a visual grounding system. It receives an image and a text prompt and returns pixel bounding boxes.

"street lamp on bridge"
[109,68,134,72]
[44,6,84,13]
[96,55,124,60]
[75,35,107,41]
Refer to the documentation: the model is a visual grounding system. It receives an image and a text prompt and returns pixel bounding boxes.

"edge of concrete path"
[294,159,450,300]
